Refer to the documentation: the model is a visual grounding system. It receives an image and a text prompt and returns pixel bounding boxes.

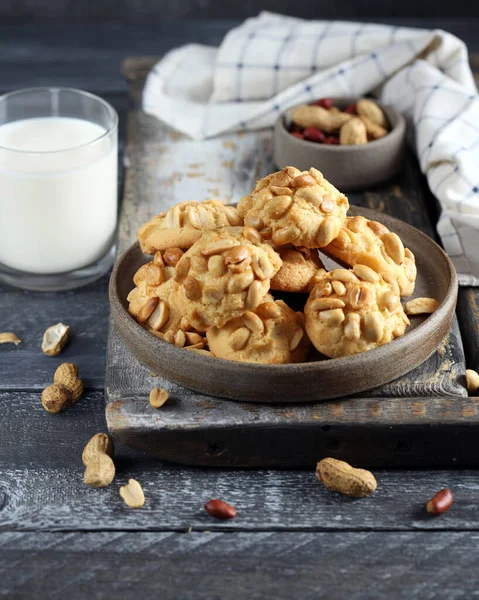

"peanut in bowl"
[274,97,406,191]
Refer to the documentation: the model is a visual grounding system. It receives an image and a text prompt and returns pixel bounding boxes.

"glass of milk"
[0,87,118,291]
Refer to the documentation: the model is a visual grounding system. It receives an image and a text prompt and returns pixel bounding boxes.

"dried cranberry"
[324,136,339,145]
[291,132,304,139]
[312,98,334,109]
[303,127,326,143]
[344,103,357,114]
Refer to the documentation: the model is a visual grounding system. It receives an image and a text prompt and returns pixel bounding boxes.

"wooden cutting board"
[104,58,478,468]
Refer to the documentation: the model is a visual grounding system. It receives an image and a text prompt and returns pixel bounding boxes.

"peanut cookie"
[271,246,325,293]
[304,265,410,358]
[128,263,181,334]
[127,250,206,348]
[207,298,310,364]
[138,200,243,254]
[237,166,349,248]
[174,227,282,331]
[323,215,417,297]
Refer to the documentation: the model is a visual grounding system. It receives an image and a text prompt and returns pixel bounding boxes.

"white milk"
[0,117,117,274]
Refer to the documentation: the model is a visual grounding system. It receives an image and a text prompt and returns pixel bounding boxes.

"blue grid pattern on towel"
[385,60,479,246]
[233,38,415,132]
[216,21,413,102]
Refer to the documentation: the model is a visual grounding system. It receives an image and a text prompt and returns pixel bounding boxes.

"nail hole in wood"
[396,440,412,453]
[206,441,226,456]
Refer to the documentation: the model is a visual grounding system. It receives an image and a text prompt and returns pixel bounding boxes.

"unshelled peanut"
[41,384,73,414]
[316,457,377,498]
[291,105,352,133]
[42,363,83,414]
[356,98,388,128]
[83,433,116,488]
[84,454,116,488]
[82,433,114,467]
[339,118,368,145]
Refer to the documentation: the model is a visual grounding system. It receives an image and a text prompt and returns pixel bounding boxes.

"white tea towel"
[143,12,479,285]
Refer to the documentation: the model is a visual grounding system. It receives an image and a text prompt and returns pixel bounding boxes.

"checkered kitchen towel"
[143,12,479,285]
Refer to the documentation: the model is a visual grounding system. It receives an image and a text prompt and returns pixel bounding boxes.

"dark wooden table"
[1,19,479,599]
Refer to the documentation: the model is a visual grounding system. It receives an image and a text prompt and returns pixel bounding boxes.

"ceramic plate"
[109,207,457,403]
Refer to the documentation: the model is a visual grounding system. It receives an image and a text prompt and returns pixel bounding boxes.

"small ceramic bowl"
[274,97,406,191]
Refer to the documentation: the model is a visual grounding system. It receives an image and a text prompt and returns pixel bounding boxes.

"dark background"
[1,0,478,21]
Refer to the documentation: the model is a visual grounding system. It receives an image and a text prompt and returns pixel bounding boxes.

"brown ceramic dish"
[274,97,406,191]
[109,207,457,404]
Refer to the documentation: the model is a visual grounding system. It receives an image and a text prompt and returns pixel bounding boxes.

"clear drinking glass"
[0,87,118,291]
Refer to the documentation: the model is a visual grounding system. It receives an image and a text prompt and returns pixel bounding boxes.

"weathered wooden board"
[1,531,479,600]
[4,1,479,21]
[107,393,479,468]
[0,23,233,95]
[4,392,479,532]
[103,58,475,467]
[0,276,110,391]
[4,21,475,97]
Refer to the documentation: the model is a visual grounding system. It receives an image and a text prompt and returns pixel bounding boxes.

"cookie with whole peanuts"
[127,264,182,334]
[237,166,349,248]
[323,215,417,297]
[207,298,310,364]
[304,265,410,358]
[138,200,243,254]
[270,246,325,293]
[174,227,282,332]
[127,249,207,344]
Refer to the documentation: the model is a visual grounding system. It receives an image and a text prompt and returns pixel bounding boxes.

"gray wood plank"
[2,0,479,24]
[0,276,110,391]
[0,531,478,599]
[2,393,479,532]
[0,22,234,94]
[5,460,479,532]
[1,22,477,96]
[106,392,479,469]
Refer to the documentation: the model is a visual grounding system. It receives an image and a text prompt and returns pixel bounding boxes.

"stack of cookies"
[127,166,416,364]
